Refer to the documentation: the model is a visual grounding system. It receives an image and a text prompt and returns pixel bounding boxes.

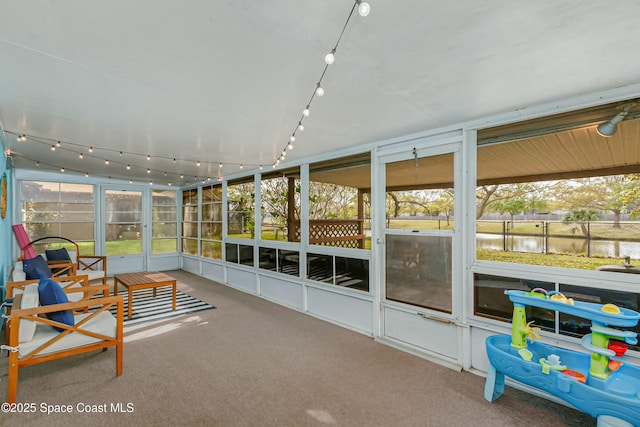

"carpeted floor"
[0,270,596,426]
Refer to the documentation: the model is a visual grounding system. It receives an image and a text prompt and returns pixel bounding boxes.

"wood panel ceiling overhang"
[307,114,640,191]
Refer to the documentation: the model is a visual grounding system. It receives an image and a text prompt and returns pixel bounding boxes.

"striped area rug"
[101,287,215,327]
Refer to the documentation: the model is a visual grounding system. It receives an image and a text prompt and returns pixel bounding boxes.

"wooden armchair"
[3,282,124,403]
[17,236,108,285]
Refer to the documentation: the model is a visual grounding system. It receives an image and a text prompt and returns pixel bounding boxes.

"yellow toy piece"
[602,303,621,314]
[549,293,574,305]
[526,321,541,343]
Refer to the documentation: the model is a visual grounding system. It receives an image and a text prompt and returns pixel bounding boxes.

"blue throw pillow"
[45,248,72,262]
[23,255,52,280]
[38,278,74,331]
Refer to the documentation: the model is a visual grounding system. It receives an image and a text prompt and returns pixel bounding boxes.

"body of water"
[477,233,640,259]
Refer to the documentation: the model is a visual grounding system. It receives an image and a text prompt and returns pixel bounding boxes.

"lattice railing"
[292,219,365,248]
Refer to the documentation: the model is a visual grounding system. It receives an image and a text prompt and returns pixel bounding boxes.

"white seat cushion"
[12,261,26,282]
[19,311,117,358]
[18,284,39,343]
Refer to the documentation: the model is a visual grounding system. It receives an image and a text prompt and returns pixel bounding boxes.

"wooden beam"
[287,177,296,242]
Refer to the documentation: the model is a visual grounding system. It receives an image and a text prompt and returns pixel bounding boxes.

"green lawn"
[477,249,627,270]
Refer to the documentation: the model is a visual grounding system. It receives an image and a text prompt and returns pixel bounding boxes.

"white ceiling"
[2,1,640,186]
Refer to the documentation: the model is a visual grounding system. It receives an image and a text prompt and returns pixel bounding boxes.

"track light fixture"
[597,105,633,137]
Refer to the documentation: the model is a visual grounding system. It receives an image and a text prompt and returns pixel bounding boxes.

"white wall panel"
[307,286,373,334]
[384,306,458,359]
[148,255,180,271]
[182,257,200,275]
[227,266,257,293]
[260,275,303,310]
[202,261,224,283]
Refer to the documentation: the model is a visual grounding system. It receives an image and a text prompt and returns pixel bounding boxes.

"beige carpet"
[0,270,595,426]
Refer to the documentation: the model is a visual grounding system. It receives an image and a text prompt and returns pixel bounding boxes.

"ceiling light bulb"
[316,85,324,97]
[173,158,176,163]
[105,159,109,165]
[303,107,310,117]
[51,145,56,151]
[180,174,184,178]
[325,51,335,65]
[357,1,370,17]
[85,173,89,178]
[119,151,123,156]
[240,164,244,169]
[259,165,263,170]
[126,164,131,170]
[150,181,153,185]
[36,161,40,166]
[298,123,304,132]
[129,179,133,184]
[60,167,65,172]
[89,147,93,153]
[147,168,151,174]
[168,182,172,186]
[147,155,151,160]
[219,162,223,168]
[56,141,61,147]
[79,153,84,159]
[196,161,201,167]
[287,143,293,150]
[164,172,167,176]
[290,135,296,143]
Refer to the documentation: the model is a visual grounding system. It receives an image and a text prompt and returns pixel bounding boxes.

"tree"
[476,185,499,219]
[488,198,526,223]
[621,174,640,219]
[430,190,454,225]
[555,176,630,227]
[227,183,255,238]
[563,208,601,237]
[476,183,551,220]
[261,177,296,234]
[309,182,357,219]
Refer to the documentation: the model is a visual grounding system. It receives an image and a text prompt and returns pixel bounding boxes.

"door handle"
[417,312,453,324]
[376,238,384,244]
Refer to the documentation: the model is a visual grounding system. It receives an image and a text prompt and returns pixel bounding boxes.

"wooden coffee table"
[113,272,177,319]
